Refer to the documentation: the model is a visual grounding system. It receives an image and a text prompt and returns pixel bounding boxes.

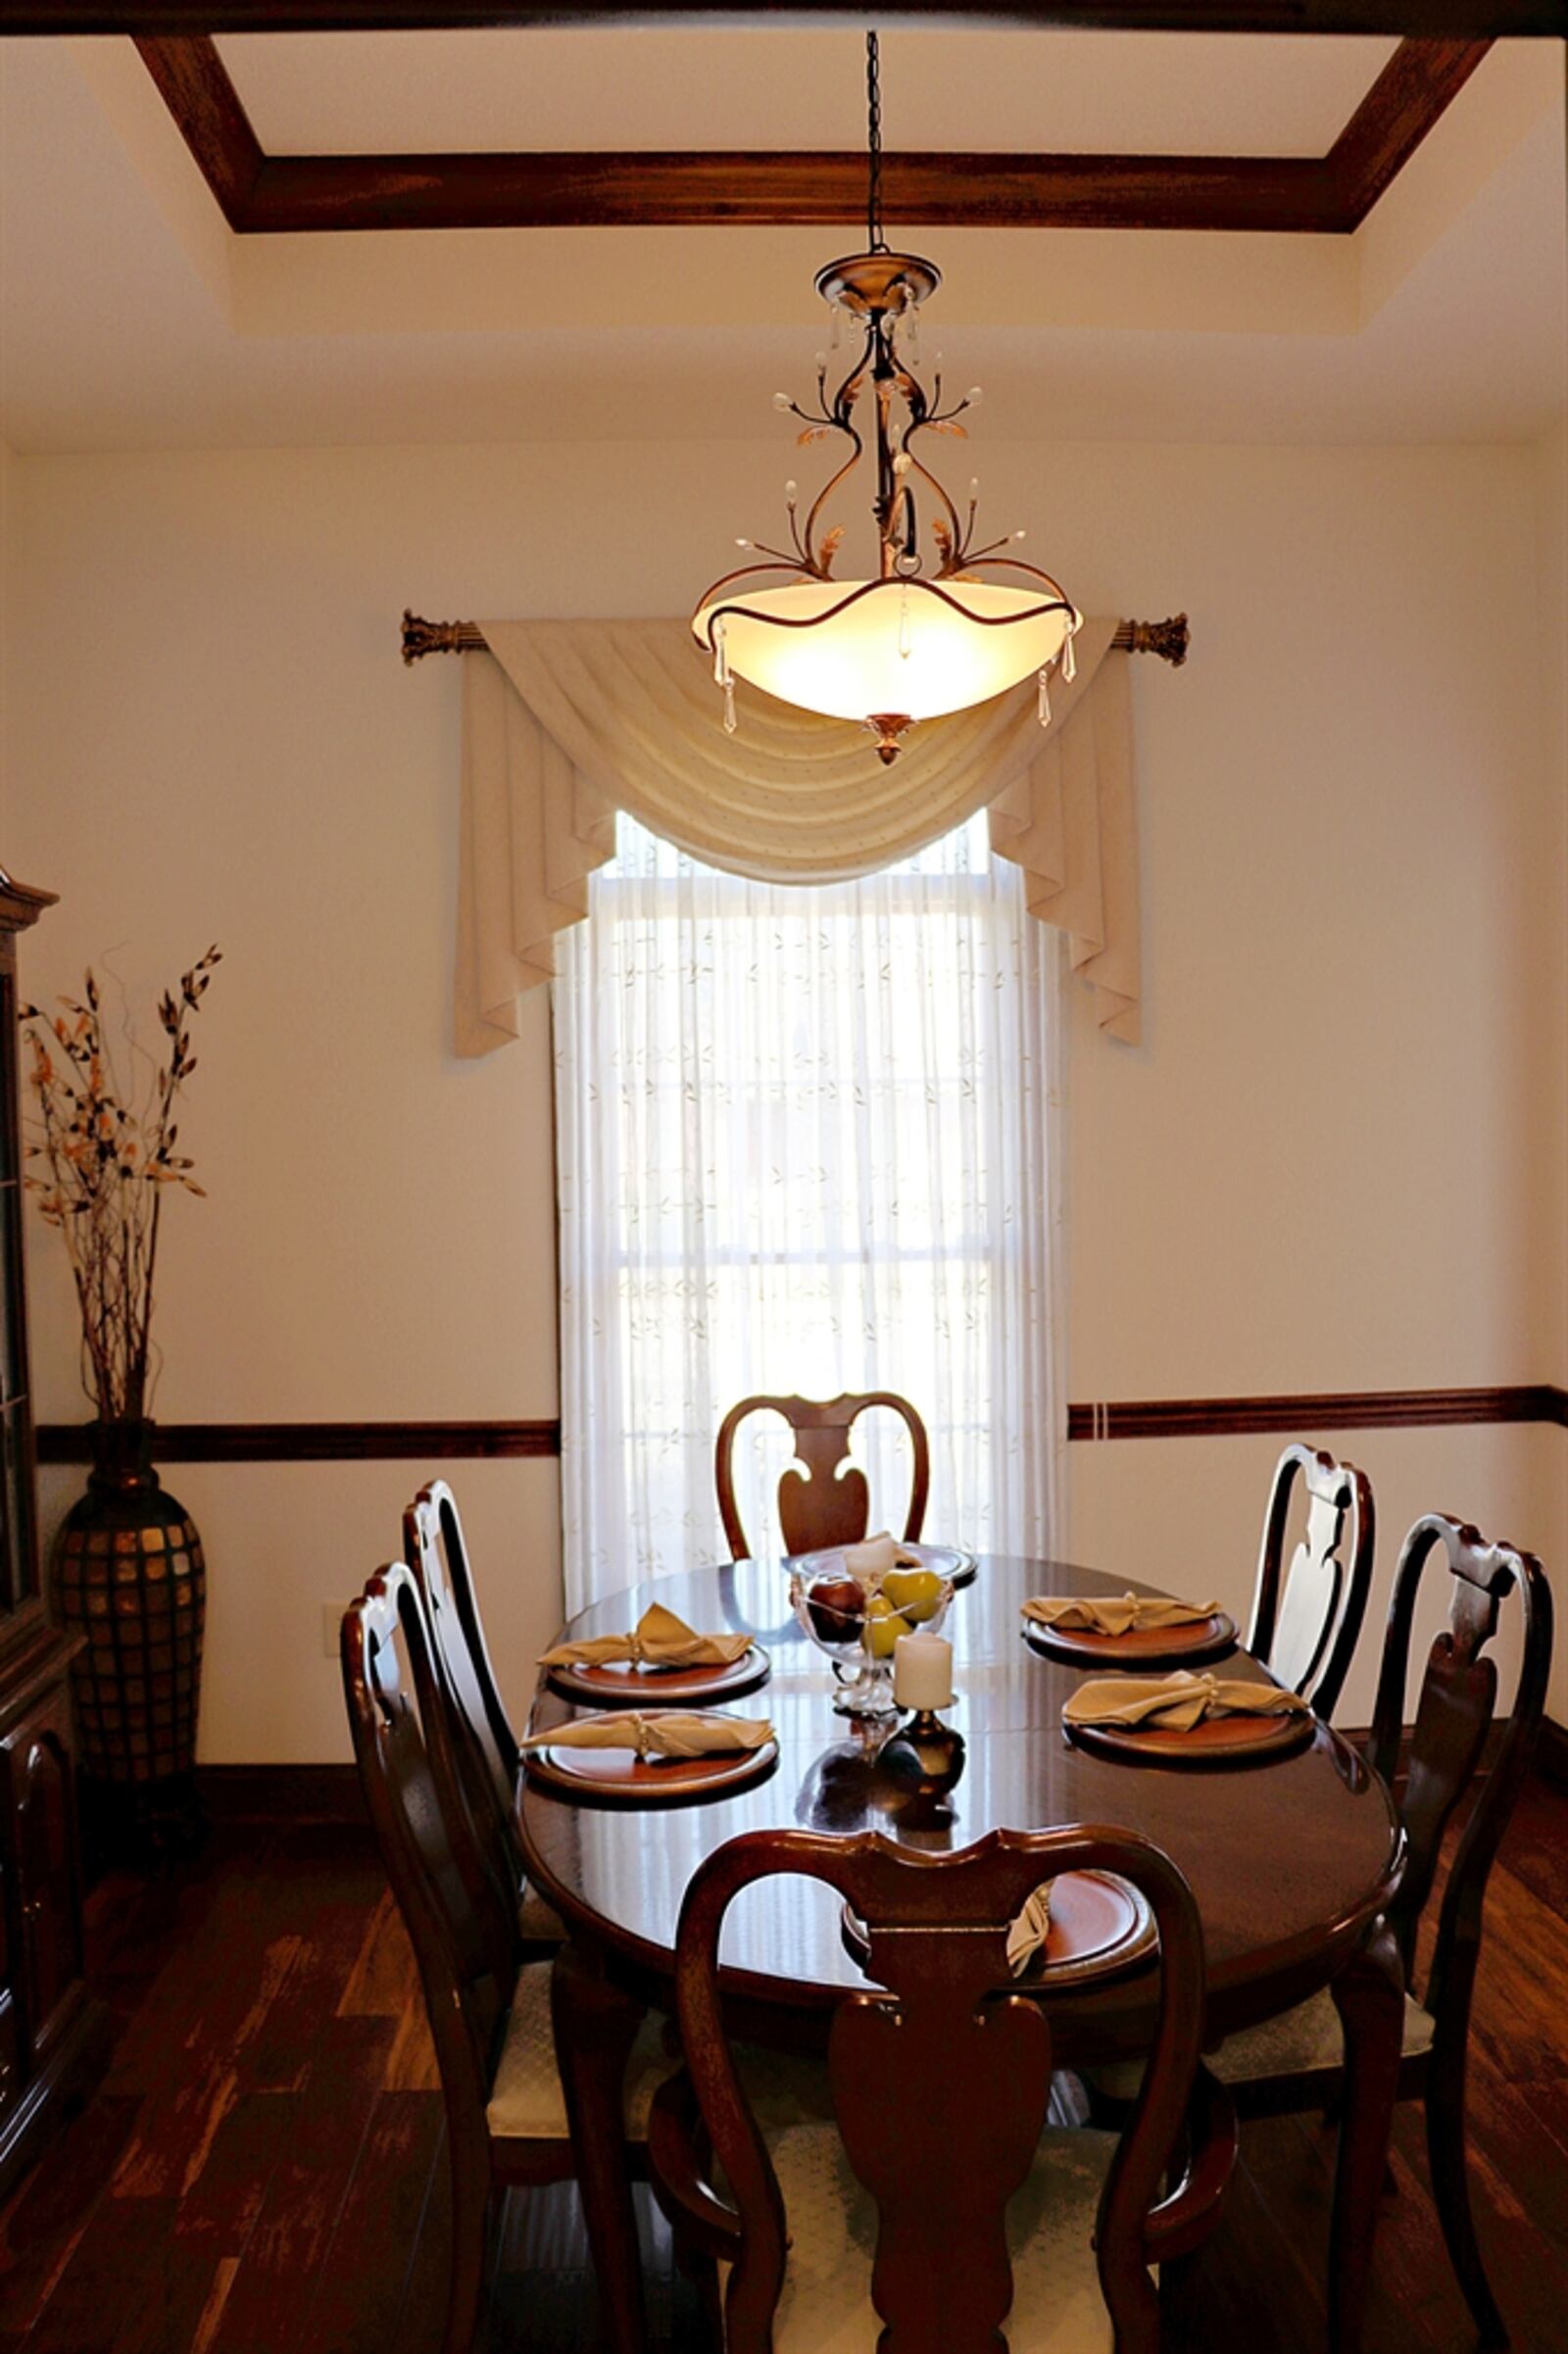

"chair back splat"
[715,1392,930,1561]
[405,1479,526,1885]
[668,1824,1226,2354]
[341,1566,518,2166]
[1247,1443,1375,1722]
[1370,1514,1552,1997]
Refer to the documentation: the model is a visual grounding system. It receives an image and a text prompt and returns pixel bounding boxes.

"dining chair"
[648,1822,1237,2354]
[714,1391,930,1560]
[341,1562,681,2354]
[1099,1512,1552,2349]
[404,1477,565,1955]
[1246,1442,1375,1724]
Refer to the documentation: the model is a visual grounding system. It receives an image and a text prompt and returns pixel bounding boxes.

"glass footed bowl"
[788,1563,956,1718]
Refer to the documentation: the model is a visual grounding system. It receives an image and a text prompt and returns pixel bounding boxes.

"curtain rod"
[401,611,1190,667]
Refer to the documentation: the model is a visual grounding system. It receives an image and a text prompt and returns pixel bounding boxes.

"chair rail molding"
[1065,1385,1568,1442]
[36,1387,1567,1464]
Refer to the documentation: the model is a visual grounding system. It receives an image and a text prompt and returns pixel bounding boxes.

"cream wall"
[3,432,1563,1758]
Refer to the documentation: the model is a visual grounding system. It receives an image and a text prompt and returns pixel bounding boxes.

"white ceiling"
[215,29,1398,160]
[0,35,1562,459]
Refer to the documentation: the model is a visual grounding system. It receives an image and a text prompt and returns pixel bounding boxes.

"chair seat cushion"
[1091,1986,1435,2103]
[486,1969,832,2147]
[723,2123,1120,2354]
[486,1962,679,2141]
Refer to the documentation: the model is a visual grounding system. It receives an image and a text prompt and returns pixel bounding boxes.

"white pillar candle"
[894,1631,954,1711]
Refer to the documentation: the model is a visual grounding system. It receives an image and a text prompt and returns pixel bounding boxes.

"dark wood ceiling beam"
[233,40,1494,231]
[1,4,1557,34]
[1325,32,1493,221]
[243,148,1347,232]
[135,34,263,226]
[131,30,1499,236]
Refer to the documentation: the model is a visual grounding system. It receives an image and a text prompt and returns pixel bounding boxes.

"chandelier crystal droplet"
[692,31,1081,765]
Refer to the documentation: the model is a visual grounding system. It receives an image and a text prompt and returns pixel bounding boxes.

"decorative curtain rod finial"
[1125,613,1189,667]
[402,609,473,665]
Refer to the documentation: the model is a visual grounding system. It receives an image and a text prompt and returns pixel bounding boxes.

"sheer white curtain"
[554,809,1065,1614]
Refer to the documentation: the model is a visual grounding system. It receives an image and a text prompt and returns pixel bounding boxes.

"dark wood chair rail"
[36,1387,1567,1466]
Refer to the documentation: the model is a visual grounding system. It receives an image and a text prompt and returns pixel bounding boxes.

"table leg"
[552,1939,650,2354]
[1328,1918,1404,2354]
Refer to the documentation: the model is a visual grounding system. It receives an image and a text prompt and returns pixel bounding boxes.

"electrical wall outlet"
[322,1602,343,1659]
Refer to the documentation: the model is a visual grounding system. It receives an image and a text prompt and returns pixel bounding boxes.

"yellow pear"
[863,1595,911,1658]
[881,1566,945,1624]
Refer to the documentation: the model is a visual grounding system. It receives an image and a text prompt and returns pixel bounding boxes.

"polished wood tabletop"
[520,1552,1404,2060]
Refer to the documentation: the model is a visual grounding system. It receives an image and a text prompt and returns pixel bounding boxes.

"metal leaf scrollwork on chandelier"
[693,31,1081,765]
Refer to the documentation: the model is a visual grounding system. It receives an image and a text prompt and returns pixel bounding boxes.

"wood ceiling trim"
[136,34,263,225]
[244,150,1348,235]
[137,33,1493,235]
[1,5,1556,34]
[1325,29,1492,221]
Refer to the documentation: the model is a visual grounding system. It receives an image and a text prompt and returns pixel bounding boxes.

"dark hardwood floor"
[0,1776,1564,2353]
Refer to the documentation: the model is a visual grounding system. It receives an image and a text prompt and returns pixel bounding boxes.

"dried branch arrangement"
[22,948,221,1422]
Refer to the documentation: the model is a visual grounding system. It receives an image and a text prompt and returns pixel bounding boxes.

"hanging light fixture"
[693,30,1081,765]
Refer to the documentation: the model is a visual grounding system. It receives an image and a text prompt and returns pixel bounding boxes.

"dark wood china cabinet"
[0,871,106,2197]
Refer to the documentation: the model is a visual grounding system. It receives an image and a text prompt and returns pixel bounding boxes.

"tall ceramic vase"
[52,1420,206,1848]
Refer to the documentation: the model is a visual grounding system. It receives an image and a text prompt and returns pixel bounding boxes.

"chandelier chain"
[865,30,887,255]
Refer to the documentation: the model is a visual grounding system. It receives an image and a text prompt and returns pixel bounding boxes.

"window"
[555,809,1063,1610]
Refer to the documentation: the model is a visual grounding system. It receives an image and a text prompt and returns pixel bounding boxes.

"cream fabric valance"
[456,614,1141,1055]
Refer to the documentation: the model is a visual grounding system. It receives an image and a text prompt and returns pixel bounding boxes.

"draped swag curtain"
[456,613,1141,1054]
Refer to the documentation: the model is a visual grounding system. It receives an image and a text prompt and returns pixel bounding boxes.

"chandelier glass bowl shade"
[692,40,1081,765]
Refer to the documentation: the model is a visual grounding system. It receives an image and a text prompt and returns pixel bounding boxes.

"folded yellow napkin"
[519,1711,774,1761]
[1063,1671,1311,1733]
[841,1532,922,1581]
[1006,1886,1054,1977]
[539,1601,753,1671]
[1023,1591,1220,1638]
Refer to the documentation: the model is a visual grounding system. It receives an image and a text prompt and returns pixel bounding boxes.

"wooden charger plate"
[1022,1611,1237,1671]
[1064,1707,1316,1769]
[544,1643,770,1708]
[523,1730,779,1806]
[841,1869,1156,1989]
[793,1542,978,1591]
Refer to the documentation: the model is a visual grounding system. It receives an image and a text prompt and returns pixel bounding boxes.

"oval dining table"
[519,1552,1408,2354]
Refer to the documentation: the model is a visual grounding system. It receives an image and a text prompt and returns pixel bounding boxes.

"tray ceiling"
[136,30,1493,234]
[0,34,1561,453]
[215,29,1400,160]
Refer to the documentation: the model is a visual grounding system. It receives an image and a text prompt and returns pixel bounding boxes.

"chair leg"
[673,2242,725,2354]
[1327,1920,1404,2354]
[552,1942,651,2354]
[1426,2060,1508,2348]
[442,2157,492,2354]
[1157,2247,1204,2338]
